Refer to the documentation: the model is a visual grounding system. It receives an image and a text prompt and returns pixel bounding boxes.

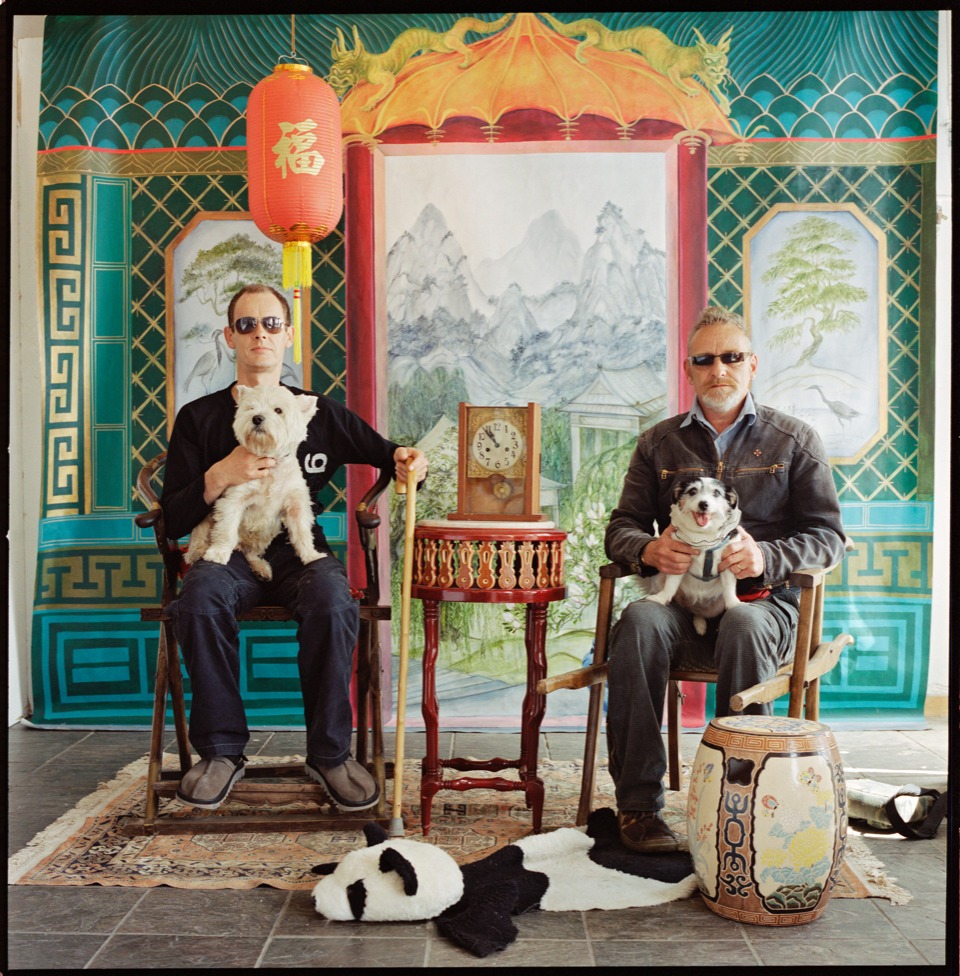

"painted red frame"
[343,111,708,722]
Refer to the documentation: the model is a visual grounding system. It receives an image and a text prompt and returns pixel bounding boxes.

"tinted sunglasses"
[232,316,286,334]
[688,351,750,367]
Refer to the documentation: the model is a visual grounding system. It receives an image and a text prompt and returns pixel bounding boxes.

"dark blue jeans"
[168,536,359,769]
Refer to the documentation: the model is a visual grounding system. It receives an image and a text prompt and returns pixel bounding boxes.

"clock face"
[470,419,526,473]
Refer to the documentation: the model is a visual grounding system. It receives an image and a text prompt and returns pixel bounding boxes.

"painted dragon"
[329,14,513,111]
[540,13,733,115]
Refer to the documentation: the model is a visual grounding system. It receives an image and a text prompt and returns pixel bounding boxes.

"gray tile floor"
[6,719,953,969]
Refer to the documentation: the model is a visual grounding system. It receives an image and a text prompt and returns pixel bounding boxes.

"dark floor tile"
[593,938,757,967]
[428,936,594,967]
[6,931,108,970]
[751,937,928,967]
[8,727,91,761]
[875,895,947,938]
[585,899,746,941]
[7,885,146,933]
[740,897,895,942]
[116,887,288,936]
[264,935,429,967]
[514,909,589,940]
[91,933,266,969]
[276,889,433,939]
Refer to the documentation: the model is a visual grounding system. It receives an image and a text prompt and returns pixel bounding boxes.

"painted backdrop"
[31,11,939,731]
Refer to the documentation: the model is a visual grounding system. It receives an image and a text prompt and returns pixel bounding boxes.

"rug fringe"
[7,754,149,882]
[843,832,912,905]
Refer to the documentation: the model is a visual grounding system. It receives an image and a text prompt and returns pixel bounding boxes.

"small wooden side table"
[409,519,567,835]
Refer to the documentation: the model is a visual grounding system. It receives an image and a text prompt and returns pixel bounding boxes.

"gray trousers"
[605,589,800,813]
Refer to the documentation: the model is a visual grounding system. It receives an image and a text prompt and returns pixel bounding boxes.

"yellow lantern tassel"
[283,241,313,365]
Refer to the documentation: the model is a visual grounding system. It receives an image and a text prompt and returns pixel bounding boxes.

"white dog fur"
[645,477,742,634]
[184,384,325,580]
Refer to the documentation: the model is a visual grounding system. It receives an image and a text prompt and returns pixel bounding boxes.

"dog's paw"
[247,557,273,580]
[203,546,232,565]
[300,549,326,565]
[693,615,708,636]
[646,592,670,605]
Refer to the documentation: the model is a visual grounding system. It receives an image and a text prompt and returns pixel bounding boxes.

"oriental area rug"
[8,756,909,904]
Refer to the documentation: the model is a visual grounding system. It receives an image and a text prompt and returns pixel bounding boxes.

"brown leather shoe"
[618,810,680,853]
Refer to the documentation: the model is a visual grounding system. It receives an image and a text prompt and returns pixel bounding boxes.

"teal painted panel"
[93,179,127,263]
[93,267,126,337]
[93,342,126,422]
[94,428,128,509]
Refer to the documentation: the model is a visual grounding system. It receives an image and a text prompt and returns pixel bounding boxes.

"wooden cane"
[389,464,418,836]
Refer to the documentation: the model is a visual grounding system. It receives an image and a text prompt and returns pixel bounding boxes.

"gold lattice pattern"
[707,163,922,502]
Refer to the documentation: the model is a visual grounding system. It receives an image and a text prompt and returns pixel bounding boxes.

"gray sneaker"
[176,755,246,809]
[306,758,379,811]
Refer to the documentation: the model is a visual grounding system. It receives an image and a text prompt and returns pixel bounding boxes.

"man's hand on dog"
[204,446,278,503]
[717,527,764,579]
[646,525,764,580]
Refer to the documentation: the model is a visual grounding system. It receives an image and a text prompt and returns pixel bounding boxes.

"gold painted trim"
[743,202,889,466]
[709,138,937,168]
[37,148,248,179]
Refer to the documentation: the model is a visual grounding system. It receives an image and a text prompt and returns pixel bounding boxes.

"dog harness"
[672,508,742,582]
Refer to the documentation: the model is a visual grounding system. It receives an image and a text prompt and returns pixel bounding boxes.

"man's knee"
[175,561,239,613]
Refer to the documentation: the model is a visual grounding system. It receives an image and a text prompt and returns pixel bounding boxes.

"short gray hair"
[686,306,747,353]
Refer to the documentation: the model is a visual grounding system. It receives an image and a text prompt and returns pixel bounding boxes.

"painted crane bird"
[806,385,860,428]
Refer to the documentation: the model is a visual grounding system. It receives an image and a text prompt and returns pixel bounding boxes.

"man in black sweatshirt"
[161,283,427,811]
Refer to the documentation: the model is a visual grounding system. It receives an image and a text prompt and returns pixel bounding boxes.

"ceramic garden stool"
[686,714,847,926]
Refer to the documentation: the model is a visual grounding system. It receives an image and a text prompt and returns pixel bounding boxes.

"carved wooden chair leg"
[144,627,171,824]
[667,679,683,792]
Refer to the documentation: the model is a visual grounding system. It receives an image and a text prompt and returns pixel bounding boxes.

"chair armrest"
[599,561,636,581]
[354,467,394,605]
[729,633,853,711]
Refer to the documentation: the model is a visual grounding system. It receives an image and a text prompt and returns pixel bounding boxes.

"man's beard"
[700,385,742,413]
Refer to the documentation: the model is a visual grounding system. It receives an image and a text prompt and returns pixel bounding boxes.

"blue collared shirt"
[682,392,758,457]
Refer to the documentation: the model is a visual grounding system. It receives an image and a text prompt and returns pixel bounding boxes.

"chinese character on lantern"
[273,120,327,178]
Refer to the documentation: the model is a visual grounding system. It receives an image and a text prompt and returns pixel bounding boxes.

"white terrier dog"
[645,477,742,635]
[184,384,325,580]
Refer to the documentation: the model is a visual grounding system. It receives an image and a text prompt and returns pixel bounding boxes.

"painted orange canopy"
[340,12,739,145]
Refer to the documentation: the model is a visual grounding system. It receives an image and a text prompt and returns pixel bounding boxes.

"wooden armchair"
[538,562,853,826]
[123,452,394,835]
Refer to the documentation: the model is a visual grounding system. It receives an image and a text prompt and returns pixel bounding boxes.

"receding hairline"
[686,306,748,353]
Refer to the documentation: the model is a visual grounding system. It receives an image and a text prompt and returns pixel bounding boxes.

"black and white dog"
[646,477,742,634]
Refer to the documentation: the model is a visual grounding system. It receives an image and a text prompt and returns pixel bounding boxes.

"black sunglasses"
[688,351,751,367]
[232,316,287,334]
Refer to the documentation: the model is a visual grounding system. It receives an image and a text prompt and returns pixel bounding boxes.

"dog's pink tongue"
[695,512,711,527]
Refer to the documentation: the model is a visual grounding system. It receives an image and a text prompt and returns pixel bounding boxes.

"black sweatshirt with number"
[160,383,398,543]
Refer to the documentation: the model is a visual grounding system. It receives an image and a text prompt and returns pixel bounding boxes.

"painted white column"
[9,18,45,725]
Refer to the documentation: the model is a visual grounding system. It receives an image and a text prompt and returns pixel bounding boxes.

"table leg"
[520,602,548,832]
[420,599,441,835]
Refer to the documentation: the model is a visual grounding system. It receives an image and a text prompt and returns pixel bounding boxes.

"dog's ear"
[297,393,320,422]
[235,384,251,399]
[672,479,690,503]
[725,485,739,510]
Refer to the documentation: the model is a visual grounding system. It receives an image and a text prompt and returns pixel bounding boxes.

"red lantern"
[246,62,343,364]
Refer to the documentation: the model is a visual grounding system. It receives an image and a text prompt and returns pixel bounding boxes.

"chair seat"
[126,455,396,836]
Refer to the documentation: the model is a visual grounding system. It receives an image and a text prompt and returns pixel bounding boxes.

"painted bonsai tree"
[761,215,868,368]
